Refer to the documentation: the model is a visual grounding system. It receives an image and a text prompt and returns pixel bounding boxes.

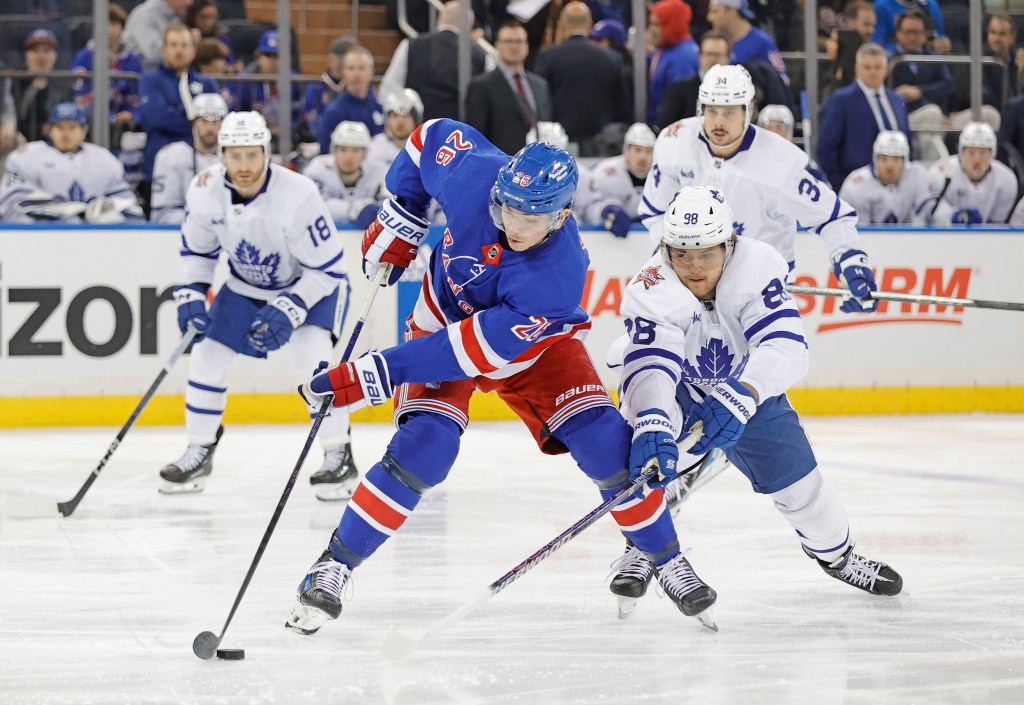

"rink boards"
[0,224,1021,426]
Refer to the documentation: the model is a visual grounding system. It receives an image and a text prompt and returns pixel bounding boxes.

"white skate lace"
[837,552,884,590]
[656,549,705,600]
[313,557,353,600]
[662,477,684,506]
[319,447,351,474]
[174,444,209,472]
[606,545,653,582]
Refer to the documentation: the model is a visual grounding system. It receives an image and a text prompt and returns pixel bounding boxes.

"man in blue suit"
[817,42,910,190]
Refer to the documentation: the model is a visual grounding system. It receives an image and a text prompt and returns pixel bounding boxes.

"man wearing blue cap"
[707,0,788,83]
[15,28,70,143]
[0,103,143,223]
[237,30,303,147]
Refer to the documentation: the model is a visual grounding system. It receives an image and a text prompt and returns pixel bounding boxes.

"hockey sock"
[185,339,235,444]
[770,468,852,564]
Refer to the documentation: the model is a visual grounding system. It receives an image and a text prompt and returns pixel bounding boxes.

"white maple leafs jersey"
[302,154,387,224]
[0,140,142,222]
[838,162,940,225]
[639,119,860,266]
[180,163,348,307]
[150,142,219,224]
[578,154,644,224]
[929,156,1018,224]
[1009,197,1024,227]
[613,238,808,437]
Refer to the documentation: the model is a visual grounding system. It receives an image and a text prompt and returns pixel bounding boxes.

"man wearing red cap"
[15,29,70,143]
[647,0,700,123]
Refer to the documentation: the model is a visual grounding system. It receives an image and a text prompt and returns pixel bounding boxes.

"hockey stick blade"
[786,284,1024,312]
[380,423,704,659]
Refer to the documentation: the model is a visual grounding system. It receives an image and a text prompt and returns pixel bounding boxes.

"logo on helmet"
[549,162,570,181]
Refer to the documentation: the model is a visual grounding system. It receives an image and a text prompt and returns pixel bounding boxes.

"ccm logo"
[555,384,604,406]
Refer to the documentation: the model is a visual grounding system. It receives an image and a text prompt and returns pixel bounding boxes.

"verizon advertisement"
[0,227,1020,398]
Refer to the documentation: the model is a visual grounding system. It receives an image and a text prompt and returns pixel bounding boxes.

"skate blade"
[314,483,357,502]
[284,602,335,636]
[615,596,638,619]
[693,607,718,632]
[379,626,427,659]
[158,478,207,494]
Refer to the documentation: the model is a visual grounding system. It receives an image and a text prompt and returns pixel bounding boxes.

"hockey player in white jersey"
[163,111,359,500]
[929,122,1017,225]
[150,93,227,224]
[609,186,902,616]
[302,120,386,228]
[639,65,878,314]
[579,122,656,238]
[364,87,422,176]
[840,131,939,225]
[0,103,143,224]
[756,104,830,185]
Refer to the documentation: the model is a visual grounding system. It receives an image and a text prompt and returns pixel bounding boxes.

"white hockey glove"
[84,197,127,225]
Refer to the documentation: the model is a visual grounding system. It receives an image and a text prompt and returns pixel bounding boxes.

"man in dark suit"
[817,42,910,190]
[466,21,551,156]
[532,1,630,156]
[655,30,729,129]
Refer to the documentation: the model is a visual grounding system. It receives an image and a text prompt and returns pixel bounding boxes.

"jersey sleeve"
[638,127,683,249]
[991,168,1017,224]
[780,162,860,259]
[180,176,222,285]
[0,148,37,223]
[284,181,348,307]
[151,146,186,223]
[837,173,872,226]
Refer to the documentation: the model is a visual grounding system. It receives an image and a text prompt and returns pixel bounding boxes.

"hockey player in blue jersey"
[285,119,719,635]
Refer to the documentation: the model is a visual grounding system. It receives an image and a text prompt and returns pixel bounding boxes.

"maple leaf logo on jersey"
[680,339,749,384]
[634,265,665,290]
[67,181,86,203]
[733,221,745,236]
[234,240,280,287]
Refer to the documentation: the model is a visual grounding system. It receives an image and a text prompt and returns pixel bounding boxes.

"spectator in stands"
[137,24,218,203]
[237,31,303,147]
[647,0,699,124]
[707,0,788,83]
[872,0,947,53]
[303,36,356,145]
[124,0,195,71]
[365,87,421,176]
[997,93,1024,166]
[588,0,632,27]
[13,29,70,144]
[655,29,730,128]
[533,1,630,156]
[186,0,239,72]
[150,92,226,224]
[466,21,552,156]
[930,122,1017,225]
[71,4,143,130]
[317,46,384,155]
[984,15,1018,110]
[381,0,494,121]
[817,42,910,190]
[578,122,657,237]
[303,120,386,228]
[1,66,15,168]
[824,3,875,96]
[839,130,938,224]
[195,38,229,77]
[589,19,631,69]
[0,103,144,224]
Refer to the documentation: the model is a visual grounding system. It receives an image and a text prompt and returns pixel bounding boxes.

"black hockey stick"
[786,284,1024,312]
[57,327,199,517]
[379,422,705,659]
[928,134,953,221]
[193,265,390,661]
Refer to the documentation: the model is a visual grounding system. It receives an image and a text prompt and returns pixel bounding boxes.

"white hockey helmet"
[958,121,996,154]
[381,87,424,123]
[872,130,909,159]
[330,120,371,150]
[623,122,657,149]
[757,104,794,134]
[193,93,228,121]
[526,121,569,150]
[218,111,272,176]
[662,186,735,259]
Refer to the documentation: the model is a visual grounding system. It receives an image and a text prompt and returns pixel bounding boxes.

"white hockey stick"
[379,422,705,659]
[787,284,1024,312]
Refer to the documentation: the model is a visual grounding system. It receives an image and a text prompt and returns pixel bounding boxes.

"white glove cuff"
[632,410,677,441]
[270,295,308,329]
[708,382,756,424]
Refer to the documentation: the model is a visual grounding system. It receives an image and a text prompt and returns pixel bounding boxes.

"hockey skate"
[807,545,903,596]
[285,550,352,635]
[654,551,718,631]
[158,426,223,494]
[310,443,359,502]
[608,543,655,619]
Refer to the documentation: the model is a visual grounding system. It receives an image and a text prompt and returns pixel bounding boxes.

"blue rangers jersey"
[379,119,591,385]
[180,163,347,307]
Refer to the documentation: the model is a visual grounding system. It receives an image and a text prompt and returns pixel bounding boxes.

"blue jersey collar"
[698,125,756,161]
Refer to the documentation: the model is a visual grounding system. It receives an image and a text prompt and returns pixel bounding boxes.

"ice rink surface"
[1,414,1023,705]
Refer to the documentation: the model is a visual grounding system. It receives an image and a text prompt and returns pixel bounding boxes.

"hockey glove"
[248,293,308,352]
[84,197,126,224]
[951,208,983,225]
[684,378,757,455]
[174,283,211,336]
[832,249,879,313]
[602,204,632,238]
[361,198,429,286]
[298,351,394,412]
[629,409,679,489]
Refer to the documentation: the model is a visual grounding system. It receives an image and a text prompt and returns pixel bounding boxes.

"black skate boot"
[663,448,730,514]
[806,545,903,596]
[654,551,718,631]
[608,543,655,619]
[285,550,352,635]
[158,426,223,494]
[310,443,359,501]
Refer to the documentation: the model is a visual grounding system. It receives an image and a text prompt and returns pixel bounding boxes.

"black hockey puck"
[216,648,245,660]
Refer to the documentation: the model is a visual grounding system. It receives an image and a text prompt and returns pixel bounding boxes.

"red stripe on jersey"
[352,483,408,532]
[409,123,426,155]
[421,271,447,326]
[458,317,499,374]
[611,489,665,527]
[509,321,592,364]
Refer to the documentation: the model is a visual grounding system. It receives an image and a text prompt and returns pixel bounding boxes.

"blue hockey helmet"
[490,142,578,229]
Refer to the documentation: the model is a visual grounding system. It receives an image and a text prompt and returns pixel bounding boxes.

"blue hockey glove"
[353,202,380,230]
[601,204,632,238]
[629,409,679,488]
[951,208,982,225]
[832,249,878,313]
[361,198,429,287]
[298,351,393,411]
[248,293,308,352]
[174,283,210,336]
[684,378,757,455]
